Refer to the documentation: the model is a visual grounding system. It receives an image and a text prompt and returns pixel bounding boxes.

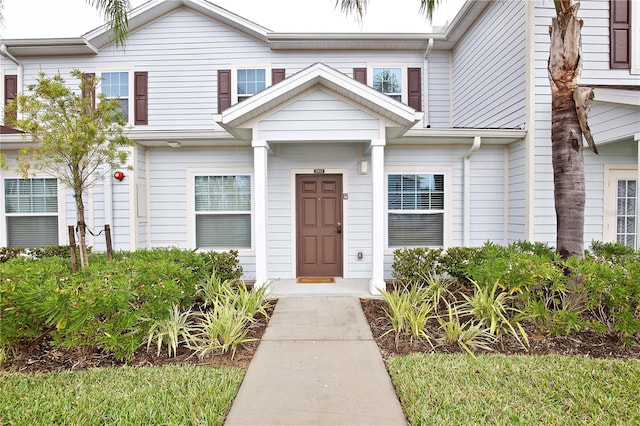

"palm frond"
[86,0,130,47]
[336,0,368,21]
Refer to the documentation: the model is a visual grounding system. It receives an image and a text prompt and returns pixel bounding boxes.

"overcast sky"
[0,0,466,39]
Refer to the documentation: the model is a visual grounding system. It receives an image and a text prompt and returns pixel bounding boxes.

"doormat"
[297,277,336,284]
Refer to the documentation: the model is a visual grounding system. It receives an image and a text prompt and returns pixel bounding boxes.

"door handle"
[336,223,342,234]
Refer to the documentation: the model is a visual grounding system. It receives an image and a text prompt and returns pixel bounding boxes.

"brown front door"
[296,174,343,277]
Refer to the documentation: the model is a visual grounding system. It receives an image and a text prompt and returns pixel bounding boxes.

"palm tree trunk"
[551,92,585,259]
[548,1,586,259]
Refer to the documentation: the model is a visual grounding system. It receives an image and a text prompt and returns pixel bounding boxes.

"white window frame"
[604,165,638,249]
[384,167,452,250]
[1,175,65,248]
[97,69,134,126]
[369,65,407,103]
[187,168,254,252]
[232,66,272,104]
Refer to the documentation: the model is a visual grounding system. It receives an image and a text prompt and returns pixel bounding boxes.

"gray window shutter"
[218,69,232,113]
[272,68,286,84]
[353,68,367,84]
[610,0,630,69]
[134,71,148,125]
[407,67,422,111]
[4,74,18,124]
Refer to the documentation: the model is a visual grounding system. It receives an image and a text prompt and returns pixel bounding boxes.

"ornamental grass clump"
[380,285,435,347]
[145,304,193,357]
[436,301,495,357]
[188,302,256,359]
[460,280,530,350]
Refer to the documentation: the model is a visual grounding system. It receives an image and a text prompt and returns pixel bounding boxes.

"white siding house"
[1,0,638,294]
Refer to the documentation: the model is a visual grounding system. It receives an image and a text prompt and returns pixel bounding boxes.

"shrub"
[568,256,640,342]
[201,250,244,282]
[439,246,482,282]
[0,249,210,360]
[0,245,91,263]
[0,247,24,264]
[509,240,557,260]
[392,247,444,284]
[587,240,639,264]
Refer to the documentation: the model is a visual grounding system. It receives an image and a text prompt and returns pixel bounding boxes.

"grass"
[387,353,640,425]
[0,365,244,425]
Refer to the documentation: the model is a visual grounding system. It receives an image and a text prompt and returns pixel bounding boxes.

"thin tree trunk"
[548,1,586,259]
[74,190,89,268]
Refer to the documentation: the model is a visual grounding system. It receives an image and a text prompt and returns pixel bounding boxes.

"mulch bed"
[360,298,640,361]
[1,302,276,374]
[3,298,639,374]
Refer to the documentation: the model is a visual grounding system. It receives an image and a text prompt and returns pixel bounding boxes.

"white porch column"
[252,140,269,288]
[370,139,386,295]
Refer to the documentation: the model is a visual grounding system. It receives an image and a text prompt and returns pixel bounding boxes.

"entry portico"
[216,63,422,294]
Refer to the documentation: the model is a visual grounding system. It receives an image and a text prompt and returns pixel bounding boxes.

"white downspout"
[0,44,23,122]
[423,39,434,128]
[463,136,481,247]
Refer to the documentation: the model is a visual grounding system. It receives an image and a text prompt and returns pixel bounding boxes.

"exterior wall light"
[358,159,369,175]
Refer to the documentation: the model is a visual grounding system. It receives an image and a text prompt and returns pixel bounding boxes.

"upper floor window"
[4,178,59,247]
[101,72,129,121]
[373,68,402,102]
[237,69,266,102]
[387,173,444,248]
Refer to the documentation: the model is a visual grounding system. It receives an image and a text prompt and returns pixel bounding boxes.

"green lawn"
[0,365,244,426]
[388,353,640,425]
[4,353,639,425]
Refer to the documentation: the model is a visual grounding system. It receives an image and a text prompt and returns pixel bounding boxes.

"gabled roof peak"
[217,62,422,139]
[84,0,271,49]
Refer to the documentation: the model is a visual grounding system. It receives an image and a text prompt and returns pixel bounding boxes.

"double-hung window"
[194,175,251,249]
[237,69,266,102]
[387,173,444,247]
[373,67,402,102]
[4,178,58,247]
[101,72,129,121]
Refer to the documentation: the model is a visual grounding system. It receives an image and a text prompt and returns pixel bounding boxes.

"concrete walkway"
[224,296,407,425]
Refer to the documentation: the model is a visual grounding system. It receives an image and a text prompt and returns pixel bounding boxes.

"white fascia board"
[85,0,269,48]
[1,38,98,56]
[593,88,640,108]
[220,63,419,128]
